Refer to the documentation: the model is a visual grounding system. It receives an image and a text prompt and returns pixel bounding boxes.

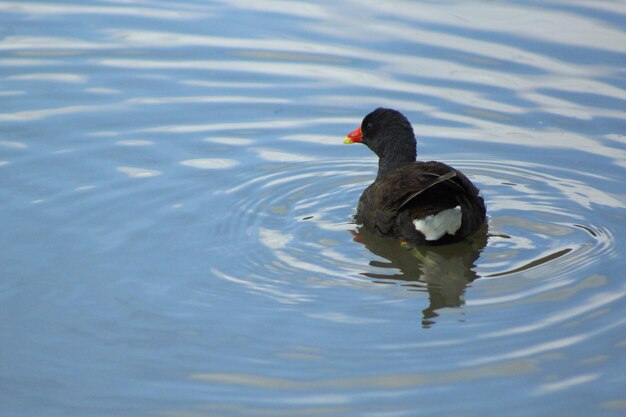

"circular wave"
[210,157,617,320]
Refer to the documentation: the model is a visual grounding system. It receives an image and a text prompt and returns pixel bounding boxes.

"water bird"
[344,108,486,246]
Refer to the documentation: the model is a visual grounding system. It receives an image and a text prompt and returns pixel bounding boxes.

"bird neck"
[376,147,416,179]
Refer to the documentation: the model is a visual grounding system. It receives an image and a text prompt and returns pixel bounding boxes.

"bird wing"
[357,162,480,235]
[397,170,459,210]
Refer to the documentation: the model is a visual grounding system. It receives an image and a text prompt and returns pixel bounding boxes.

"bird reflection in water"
[351,226,488,327]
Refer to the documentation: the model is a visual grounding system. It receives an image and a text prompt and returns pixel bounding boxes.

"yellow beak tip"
[343,136,355,144]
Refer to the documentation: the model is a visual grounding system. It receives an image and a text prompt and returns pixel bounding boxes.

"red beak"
[344,127,363,144]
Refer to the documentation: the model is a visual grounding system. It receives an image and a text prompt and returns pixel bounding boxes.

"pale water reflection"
[1,1,626,416]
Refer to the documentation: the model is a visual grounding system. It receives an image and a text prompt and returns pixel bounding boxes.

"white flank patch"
[413,206,462,241]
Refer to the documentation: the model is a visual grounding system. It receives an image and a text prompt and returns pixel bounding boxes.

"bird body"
[345,108,486,246]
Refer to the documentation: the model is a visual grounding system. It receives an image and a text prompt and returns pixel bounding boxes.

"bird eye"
[366,122,373,131]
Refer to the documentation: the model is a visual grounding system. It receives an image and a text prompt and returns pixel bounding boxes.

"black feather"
[348,108,486,245]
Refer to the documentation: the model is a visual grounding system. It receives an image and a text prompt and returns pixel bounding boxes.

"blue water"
[1,1,626,416]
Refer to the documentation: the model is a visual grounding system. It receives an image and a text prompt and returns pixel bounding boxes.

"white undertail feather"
[413,206,462,241]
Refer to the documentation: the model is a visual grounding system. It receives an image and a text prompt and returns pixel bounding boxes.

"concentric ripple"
[3,0,626,415]
[211,157,620,321]
[209,159,372,304]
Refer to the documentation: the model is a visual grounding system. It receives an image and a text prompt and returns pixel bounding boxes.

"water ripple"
[2,0,626,414]
[209,156,618,327]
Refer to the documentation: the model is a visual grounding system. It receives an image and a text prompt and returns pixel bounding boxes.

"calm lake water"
[1,1,626,416]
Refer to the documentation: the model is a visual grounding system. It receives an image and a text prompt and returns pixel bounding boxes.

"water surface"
[1,1,626,416]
